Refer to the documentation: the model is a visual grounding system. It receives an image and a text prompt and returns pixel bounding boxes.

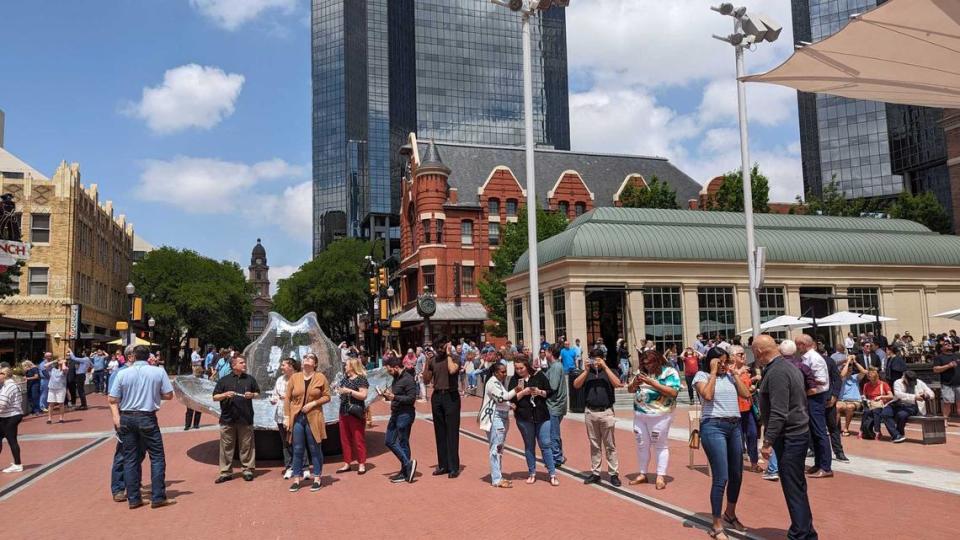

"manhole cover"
[886,469,913,474]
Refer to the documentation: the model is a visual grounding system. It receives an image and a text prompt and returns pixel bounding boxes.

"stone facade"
[246,239,272,341]
[0,159,133,358]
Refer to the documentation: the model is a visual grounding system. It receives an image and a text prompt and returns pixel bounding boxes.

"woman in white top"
[271,358,299,478]
[478,362,518,488]
[883,370,935,443]
[0,367,25,472]
[46,358,68,424]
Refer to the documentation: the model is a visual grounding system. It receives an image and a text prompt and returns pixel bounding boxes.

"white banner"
[0,240,30,266]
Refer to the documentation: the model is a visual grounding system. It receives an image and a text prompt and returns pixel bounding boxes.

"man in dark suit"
[857,342,883,372]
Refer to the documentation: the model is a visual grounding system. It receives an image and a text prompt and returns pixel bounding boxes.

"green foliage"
[478,205,568,337]
[704,165,770,213]
[618,176,679,209]
[273,238,381,341]
[793,180,880,217]
[131,247,253,357]
[888,190,952,234]
[0,262,23,300]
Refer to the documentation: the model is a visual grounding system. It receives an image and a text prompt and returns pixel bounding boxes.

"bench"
[905,415,946,445]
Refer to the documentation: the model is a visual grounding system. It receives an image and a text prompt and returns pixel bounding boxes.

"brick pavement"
[0,392,957,539]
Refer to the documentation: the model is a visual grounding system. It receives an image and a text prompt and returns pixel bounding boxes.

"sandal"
[655,476,666,490]
[525,475,536,485]
[493,479,513,488]
[629,474,648,485]
[549,476,559,486]
[708,527,728,539]
[722,513,747,532]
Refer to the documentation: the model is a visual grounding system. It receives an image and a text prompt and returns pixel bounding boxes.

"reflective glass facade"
[793,0,901,199]
[312,0,570,254]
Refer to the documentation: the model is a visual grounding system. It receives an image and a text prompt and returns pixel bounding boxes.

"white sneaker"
[2,464,23,473]
[283,468,293,480]
[302,471,311,480]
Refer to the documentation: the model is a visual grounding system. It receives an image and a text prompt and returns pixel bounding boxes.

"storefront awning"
[742,0,960,108]
[394,302,489,323]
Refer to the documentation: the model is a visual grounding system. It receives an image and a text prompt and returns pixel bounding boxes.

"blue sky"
[0,0,802,287]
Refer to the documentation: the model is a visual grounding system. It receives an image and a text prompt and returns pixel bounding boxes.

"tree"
[0,263,23,300]
[793,179,880,217]
[704,165,770,213]
[619,176,679,209]
[273,238,380,342]
[888,190,952,234]
[131,247,253,369]
[478,205,568,337]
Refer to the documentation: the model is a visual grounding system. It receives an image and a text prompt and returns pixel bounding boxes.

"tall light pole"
[711,3,781,338]
[125,282,135,346]
[492,0,568,347]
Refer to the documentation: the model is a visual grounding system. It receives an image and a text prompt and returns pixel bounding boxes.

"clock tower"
[247,238,273,340]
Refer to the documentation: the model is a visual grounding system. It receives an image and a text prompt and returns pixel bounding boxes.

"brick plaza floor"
[2,391,958,539]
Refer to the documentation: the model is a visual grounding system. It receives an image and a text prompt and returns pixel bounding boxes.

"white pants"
[633,412,673,476]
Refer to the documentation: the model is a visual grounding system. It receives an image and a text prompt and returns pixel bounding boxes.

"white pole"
[522,9,541,349]
[734,17,762,339]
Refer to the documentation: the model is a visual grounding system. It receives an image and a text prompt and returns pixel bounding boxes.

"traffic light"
[380,298,388,321]
[378,267,387,287]
[369,277,378,296]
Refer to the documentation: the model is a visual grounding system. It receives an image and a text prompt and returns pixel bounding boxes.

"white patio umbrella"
[933,308,960,321]
[814,310,896,328]
[742,0,960,108]
[738,315,814,335]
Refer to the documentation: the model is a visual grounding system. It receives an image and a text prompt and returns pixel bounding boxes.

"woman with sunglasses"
[694,347,753,539]
[285,353,331,492]
[628,349,680,490]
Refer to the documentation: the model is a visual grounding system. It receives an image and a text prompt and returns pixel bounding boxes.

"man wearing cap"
[573,348,623,486]
[108,345,175,509]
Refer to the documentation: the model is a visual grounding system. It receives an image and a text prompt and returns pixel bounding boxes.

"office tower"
[311,0,570,255]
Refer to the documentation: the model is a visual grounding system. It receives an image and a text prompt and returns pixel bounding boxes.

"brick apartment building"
[390,134,700,348]
[0,143,134,360]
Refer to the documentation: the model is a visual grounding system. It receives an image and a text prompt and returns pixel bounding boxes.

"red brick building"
[391,134,700,348]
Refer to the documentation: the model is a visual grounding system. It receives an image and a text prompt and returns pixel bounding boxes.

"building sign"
[67,304,81,340]
[0,193,29,270]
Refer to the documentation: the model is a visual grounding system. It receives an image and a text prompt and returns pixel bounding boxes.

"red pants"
[339,414,367,464]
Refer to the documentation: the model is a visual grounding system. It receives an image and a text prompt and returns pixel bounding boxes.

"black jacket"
[824,354,842,400]
[389,370,418,414]
[508,371,552,424]
[759,357,810,443]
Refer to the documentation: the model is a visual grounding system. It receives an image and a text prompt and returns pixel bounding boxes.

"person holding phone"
[628,349,680,490]
[382,356,418,483]
[422,339,462,478]
[694,347,753,539]
[212,355,261,484]
[271,358,299,479]
[508,356,557,486]
[573,348,623,487]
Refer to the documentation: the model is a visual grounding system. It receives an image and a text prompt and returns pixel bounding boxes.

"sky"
[0,0,801,291]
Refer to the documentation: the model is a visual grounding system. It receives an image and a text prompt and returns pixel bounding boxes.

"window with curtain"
[461,220,473,245]
[488,222,500,246]
[29,267,49,295]
[461,266,475,295]
[31,214,50,243]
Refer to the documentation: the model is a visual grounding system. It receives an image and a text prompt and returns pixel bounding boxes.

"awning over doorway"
[742,0,960,108]
[394,302,489,323]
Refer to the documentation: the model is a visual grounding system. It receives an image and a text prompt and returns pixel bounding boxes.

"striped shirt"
[692,371,741,418]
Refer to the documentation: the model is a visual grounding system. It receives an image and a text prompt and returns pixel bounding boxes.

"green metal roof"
[513,207,960,273]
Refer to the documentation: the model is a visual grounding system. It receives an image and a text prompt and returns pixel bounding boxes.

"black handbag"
[344,391,365,420]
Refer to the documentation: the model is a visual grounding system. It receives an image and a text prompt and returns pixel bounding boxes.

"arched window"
[422,219,431,244]
[488,198,500,216]
[506,198,518,217]
[558,201,569,216]
[252,313,267,332]
[574,202,586,216]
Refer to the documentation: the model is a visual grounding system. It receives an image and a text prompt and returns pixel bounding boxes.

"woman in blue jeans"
[479,362,517,488]
[508,357,558,486]
[693,348,753,540]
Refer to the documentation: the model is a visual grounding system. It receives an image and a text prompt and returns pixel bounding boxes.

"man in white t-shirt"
[796,334,831,479]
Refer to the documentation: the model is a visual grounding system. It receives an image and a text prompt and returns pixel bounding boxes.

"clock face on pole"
[418,295,437,318]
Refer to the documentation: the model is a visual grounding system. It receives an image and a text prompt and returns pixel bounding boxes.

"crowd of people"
[2,323,958,540]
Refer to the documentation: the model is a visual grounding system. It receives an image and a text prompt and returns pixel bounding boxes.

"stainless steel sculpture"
[174,312,391,430]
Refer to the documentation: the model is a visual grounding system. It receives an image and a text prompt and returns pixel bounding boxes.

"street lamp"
[148,316,156,345]
[125,282,135,346]
[491,0,568,346]
[711,4,781,339]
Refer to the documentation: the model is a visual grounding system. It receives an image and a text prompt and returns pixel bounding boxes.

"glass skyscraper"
[311,0,570,255]
[793,0,902,199]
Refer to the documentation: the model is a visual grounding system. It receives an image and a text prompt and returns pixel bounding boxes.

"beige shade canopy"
[742,0,960,108]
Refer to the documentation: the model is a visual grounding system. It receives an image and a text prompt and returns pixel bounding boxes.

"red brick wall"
[612,174,647,208]
[547,172,594,219]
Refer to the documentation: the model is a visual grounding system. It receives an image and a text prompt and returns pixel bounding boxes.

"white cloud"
[268,264,298,296]
[124,64,244,134]
[261,181,312,236]
[566,0,804,200]
[190,0,297,31]
[136,156,305,212]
